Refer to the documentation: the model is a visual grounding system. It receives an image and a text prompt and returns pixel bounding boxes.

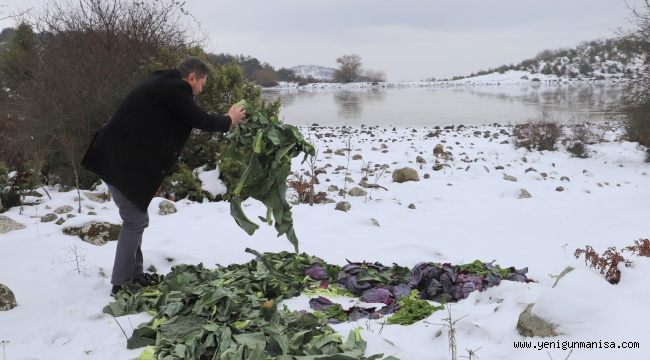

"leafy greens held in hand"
[219,100,315,252]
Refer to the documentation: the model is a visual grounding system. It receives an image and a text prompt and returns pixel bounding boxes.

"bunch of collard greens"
[104,250,528,358]
[218,100,315,252]
[105,249,395,360]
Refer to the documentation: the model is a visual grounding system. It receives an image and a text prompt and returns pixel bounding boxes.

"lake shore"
[0,123,648,359]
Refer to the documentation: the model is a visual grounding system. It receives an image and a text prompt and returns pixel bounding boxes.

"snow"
[275,71,631,90]
[1,122,649,359]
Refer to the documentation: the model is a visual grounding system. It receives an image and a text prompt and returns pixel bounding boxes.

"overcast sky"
[0,0,644,81]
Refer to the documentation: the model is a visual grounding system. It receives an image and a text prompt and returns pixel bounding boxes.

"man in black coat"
[82,58,245,295]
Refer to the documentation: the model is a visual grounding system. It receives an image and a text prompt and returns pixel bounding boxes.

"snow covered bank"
[0,123,648,359]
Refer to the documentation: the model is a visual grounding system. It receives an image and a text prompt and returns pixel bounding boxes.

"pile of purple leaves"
[306,259,529,323]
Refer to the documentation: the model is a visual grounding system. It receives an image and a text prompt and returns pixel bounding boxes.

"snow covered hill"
[451,38,645,82]
[290,65,336,81]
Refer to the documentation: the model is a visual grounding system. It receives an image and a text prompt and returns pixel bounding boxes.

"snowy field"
[1,122,649,360]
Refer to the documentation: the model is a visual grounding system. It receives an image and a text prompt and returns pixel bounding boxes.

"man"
[81,57,245,296]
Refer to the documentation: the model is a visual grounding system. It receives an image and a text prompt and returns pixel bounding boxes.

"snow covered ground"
[1,122,649,360]
[275,70,631,89]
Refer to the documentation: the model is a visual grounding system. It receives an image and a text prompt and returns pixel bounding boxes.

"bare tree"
[334,54,362,83]
[1,0,198,187]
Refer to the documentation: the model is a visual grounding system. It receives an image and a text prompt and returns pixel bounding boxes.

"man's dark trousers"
[106,184,149,286]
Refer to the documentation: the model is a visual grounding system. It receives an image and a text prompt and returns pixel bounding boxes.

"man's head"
[177,57,210,96]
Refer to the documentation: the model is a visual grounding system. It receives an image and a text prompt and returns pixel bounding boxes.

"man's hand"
[228,104,246,127]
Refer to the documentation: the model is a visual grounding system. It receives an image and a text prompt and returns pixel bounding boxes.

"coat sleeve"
[164,82,232,133]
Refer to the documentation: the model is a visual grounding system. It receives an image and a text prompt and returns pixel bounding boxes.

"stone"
[158,200,177,215]
[370,218,380,227]
[54,205,74,214]
[408,203,416,209]
[348,187,367,197]
[560,176,570,182]
[433,144,445,156]
[327,185,339,192]
[503,175,518,182]
[416,156,426,164]
[88,211,97,216]
[84,191,110,203]
[55,218,66,225]
[423,173,430,179]
[516,304,557,337]
[0,284,17,311]
[0,215,25,234]
[334,149,346,156]
[63,222,122,246]
[553,267,574,288]
[352,154,363,160]
[41,213,58,223]
[556,186,565,192]
[335,201,351,212]
[392,167,420,183]
[518,189,532,199]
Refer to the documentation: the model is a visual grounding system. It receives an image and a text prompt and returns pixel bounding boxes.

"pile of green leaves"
[105,249,394,360]
[386,290,445,325]
[218,100,315,252]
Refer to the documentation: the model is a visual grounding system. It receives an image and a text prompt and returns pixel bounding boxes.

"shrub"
[624,239,650,257]
[160,164,207,203]
[287,174,328,205]
[512,114,562,151]
[574,245,632,284]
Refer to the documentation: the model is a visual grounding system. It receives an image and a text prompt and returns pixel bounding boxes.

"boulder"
[84,191,110,203]
[41,213,58,223]
[416,156,426,164]
[433,144,445,156]
[518,189,532,199]
[503,175,518,182]
[348,187,367,197]
[0,284,17,311]
[327,185,339,192]
[54,205,74,214]
[158,200,177,215]
[352,154,363,160]
[335,202,351,212]
[0,215,25,234]
[392,167,420,183]
[516,304,557,337]
[63,222,121,246]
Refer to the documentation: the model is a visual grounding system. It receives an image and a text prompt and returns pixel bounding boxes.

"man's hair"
[177,57,210,78]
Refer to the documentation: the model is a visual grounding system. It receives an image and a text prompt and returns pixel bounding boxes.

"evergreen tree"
[0,22,36,89]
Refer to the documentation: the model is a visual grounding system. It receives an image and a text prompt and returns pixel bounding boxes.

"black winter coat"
[81,69,232,211]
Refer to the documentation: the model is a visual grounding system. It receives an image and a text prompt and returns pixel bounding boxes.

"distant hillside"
[289,65,336,81]
[449,38,645,82]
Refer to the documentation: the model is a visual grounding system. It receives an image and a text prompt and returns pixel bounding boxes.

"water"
[261,83,626,127]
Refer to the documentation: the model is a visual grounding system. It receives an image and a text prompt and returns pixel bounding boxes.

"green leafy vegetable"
[387,290,444,325]
[219,100,315,252]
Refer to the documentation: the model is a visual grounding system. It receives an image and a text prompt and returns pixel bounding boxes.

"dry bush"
[574,245,632,284]
[1,0,196,187]
[287,174,327,204]
[624,239,650,257]
[512,113,562,151]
